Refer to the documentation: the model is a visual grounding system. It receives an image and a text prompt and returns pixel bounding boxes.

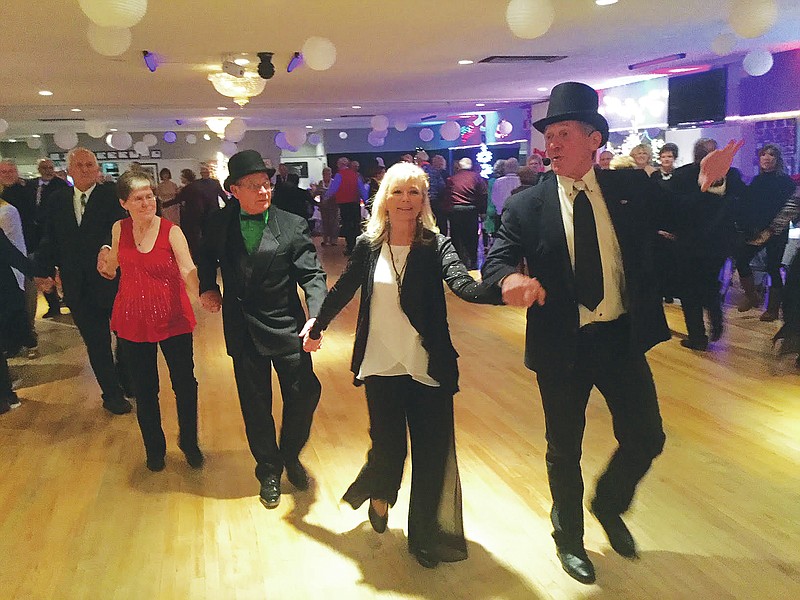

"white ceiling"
[2,0,799,138]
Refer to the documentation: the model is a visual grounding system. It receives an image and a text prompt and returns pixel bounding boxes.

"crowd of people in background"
[0,101,798,582]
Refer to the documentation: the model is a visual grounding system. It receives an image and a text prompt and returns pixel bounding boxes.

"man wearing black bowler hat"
[197,149,327,509]
[483,82,742,584]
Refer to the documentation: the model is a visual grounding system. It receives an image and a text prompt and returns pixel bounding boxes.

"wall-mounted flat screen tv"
[667,68,727,127]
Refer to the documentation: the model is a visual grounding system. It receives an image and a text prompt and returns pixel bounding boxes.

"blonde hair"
[364,162,438,248]
[610,155,638,170]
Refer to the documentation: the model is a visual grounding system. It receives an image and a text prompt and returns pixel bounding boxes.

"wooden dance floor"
[2,242,799,599]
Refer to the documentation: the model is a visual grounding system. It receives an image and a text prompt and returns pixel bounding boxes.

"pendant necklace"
[387,241,408,295]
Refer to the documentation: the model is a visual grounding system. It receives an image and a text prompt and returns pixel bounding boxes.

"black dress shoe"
[181,445,205,469]
[556,548,595,584]
[103,397,132,415]
[680,337,708,351]
[367,501,388,534]
[146,455,166,472]
[411,547,439,569]
[259,475,281,509]
[591,504,638,559]
[42,308,61,319]
[285,460,309,490]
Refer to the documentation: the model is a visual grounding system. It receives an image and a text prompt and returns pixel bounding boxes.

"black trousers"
[679,254,726,342]
[342,375,467,562]
[734,233,788,287]
[68,298,127,403]
[231,340,321,483]
[535,317,666,552]
[338,202,362,253]
[0,349,11,400]
[448,205,479,269]
[118,333,198,460]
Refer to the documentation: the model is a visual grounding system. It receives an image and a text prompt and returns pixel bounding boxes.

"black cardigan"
[310,229,501,394]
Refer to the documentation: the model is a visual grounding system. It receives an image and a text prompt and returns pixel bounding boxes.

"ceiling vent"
[420,115,437,121]
[338,113,376,118]
[478,55,567,64]
[38,118,86,122]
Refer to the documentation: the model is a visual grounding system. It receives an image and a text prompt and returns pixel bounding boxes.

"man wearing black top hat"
[197,149,327,509]
[483,82,741,584]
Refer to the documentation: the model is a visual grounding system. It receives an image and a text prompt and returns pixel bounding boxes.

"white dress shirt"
[556,168,626,327]
[73,184,96,226]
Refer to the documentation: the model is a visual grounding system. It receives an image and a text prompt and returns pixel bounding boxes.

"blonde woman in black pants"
[301,162,500,568]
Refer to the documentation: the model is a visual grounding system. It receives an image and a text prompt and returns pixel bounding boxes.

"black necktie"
[240,212,265,221]
[573,186,604,311]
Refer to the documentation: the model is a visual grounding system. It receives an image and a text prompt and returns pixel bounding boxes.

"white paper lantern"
[505,0,555,40]
[367,131,385,147]
[711,33,737,56]
[78,0,148,28]
[370,115,389,131]
[728,0,778,39]
[339,131,348,140]
[109,131,133,150]
[87,24,132,57]
[419,128,434,142]
[394,119,408,132]
[0,119,8,134]
[743,49,774,77]
[185,134,197,145]
[285,127,307,148]
[142,133,158,146]
[301,37,337,71]
[440,121,461,141]
[27,138,43,150]
[54,130,79,150]
[498,120,514,135]
[106,134,113,147]
[275,132,291,150]
[221,140,238,156]
[133,141,149,156]
[224,118,247,143]
[85,120,108,138]
[307,133,322,145]
[163,131,177,143]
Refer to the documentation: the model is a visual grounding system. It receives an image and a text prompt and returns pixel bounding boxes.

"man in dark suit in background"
[35,147,131,415]
[29,158,68,318]
[198,150,327,510]
[483,82,741,584]
[178,163,225,259]
[445,157,488,269]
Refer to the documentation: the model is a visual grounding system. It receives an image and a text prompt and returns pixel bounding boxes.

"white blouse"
[357,243,439,387]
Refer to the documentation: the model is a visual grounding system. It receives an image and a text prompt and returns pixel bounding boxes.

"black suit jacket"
[35,183,127,309]
[482,168,670,372]
[198,200,327,358]
[1,183,37,252]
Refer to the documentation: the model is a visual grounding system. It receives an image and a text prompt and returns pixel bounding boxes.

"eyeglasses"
[237,181,271,192]
[127,193,156,204]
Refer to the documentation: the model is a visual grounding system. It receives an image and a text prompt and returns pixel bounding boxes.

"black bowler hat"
[224,149,271,191]
[533,82,609,145]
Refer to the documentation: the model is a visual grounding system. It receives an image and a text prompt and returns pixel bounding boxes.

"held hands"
[34,276,56,293]
[747,229,771,246]
[299,318,323,352]
[199,290,222,313]
[96,247,116,280]
[698,139,744,192]
[501,273,547,308]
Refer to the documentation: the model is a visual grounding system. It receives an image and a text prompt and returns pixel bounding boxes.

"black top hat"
[224,149,271,191]
[533,82,609,146]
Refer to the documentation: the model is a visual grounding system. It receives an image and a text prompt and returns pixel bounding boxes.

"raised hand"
[199,290,222,313]
[96,247,116,280]
[501,273,547,308]
[699,139,744,192]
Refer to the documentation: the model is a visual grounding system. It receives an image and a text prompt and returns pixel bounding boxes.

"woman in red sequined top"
[98,170,202,472]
